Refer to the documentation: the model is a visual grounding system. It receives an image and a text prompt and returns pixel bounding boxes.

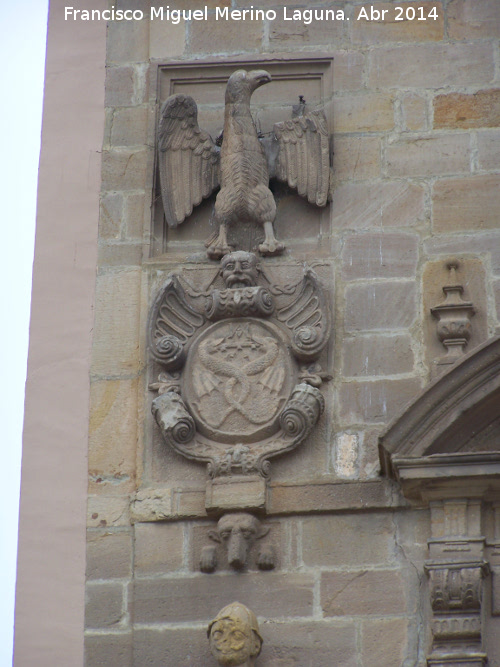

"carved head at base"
[210,512,270,570]
[220,251,260,289]
[208,601,263,666]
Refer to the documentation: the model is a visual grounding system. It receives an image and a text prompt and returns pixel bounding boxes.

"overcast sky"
[0,1,49,662]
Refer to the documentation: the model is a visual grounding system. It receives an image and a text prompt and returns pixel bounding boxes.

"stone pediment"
[379,335,500,502]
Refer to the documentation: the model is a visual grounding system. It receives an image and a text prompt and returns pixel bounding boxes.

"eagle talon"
[258,241,285,256]
[206,244,234,260]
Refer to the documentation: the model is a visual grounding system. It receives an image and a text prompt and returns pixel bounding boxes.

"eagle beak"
[250,70,272,88]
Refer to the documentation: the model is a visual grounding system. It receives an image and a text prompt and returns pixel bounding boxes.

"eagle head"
[225,69,272,104]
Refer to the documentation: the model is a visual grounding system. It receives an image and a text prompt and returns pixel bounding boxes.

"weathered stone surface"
[105,66,135,107]
[91,270,142,376]
[131,488,174,522]
[361,618,409,667]
[189,16,262,54]
[133,627,214,667]
[85,632,132,667]
[88,378,138,480]
[134,522,185,574]
[448,0,500,39]
[344,281,417,331]
[97,242,143,267]
[85,582,126,629]
[433,175,500,232]
[358,428,384,480]
[477,129,500,170]
[101,149,149,191]
[333,136,380,181]
[269,12,346,49]
[268,480,404,514]
[369,43,494,88]
[434,89,500,129]
[341,232,418,279]
[107,16,149,64]
[150,20,185,59]
[339,378,422,424]
[110,105,149,146]
[332,181,424,228]
[86,530,132,579]
[495,280,500,324]
[87,495,130,528]
[99,192,124,239]
[133,573,314,623]
[402,92,428,131]
[342,334,414,376]
[260,621,357,667]
[386,133,470,177]
[206,476,267,514]
[302,514,395,566]
[333,93,394,132]
[124,192,146,240]
[334,432,359,479]
[423,231,500,274]
[351,2,443,43]
[329,50,364,91]
[321,569,407,616]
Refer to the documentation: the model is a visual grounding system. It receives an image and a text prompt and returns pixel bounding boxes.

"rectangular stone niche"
[148,54,334,256]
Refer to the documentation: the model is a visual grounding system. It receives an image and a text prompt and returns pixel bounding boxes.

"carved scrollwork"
[273,267,330,362]
[147,275,205,369]
[428,564,484,612]
[151,392,196,448]
[280,383,325,439]
[148,252,332,483]
[206,286,275,321]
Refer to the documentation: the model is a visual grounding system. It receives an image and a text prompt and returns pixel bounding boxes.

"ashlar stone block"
[321,569,407,616]
[302,513,396,567]
[351,2,443,44]
[86,530,132,580]
[369,43,494,88]
[344,281,417,331]
[133,573,314,624]
[341,232,419,280]
[433,175,500,232]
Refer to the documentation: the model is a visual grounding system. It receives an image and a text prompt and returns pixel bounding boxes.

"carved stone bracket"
[425,559,489,665]
[200,512,275,573]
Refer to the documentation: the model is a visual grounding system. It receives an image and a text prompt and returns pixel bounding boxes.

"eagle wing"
[273,109,331,207]
[158,94,220,228]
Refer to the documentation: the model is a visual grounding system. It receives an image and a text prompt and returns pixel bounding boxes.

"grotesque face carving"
[213,513,268,570]
[220,251,259,289]
[208,602,262,667]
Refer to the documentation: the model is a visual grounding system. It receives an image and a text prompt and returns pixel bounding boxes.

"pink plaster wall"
[14,1,106,663]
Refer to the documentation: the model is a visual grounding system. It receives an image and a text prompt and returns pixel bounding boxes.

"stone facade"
[15,0,500,665]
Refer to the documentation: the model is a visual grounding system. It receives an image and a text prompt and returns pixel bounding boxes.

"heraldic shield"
[148,251,331,480]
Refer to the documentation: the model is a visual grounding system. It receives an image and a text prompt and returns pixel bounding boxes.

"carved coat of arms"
[148,252,331,479]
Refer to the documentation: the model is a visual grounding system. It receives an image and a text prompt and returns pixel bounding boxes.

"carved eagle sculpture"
[158,69,331,258]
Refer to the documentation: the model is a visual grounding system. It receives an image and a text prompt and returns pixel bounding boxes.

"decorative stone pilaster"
[425,500,489,666]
